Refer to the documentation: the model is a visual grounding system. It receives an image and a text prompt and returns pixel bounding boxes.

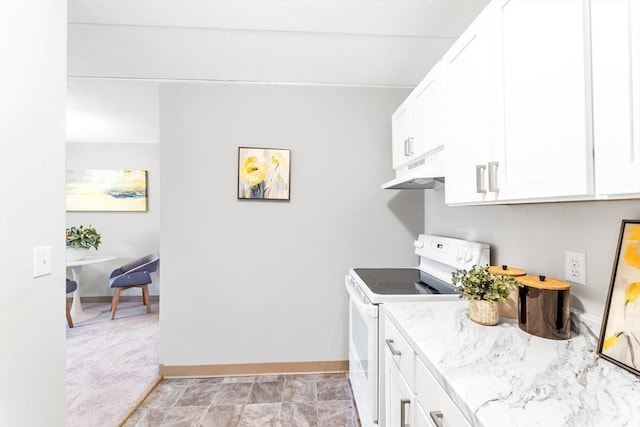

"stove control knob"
[456,250,463,260]
[464,251,473,263]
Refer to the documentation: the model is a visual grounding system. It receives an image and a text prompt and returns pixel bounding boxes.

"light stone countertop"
[383,301,640,427]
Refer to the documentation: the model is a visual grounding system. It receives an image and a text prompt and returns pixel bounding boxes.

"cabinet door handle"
[488,161,499,192]
[407,137,414,156]
[475,165,487,193]
[403,138,410,157]
[400,398,411,427]
[385,339,402,356]
[429,410,444,427]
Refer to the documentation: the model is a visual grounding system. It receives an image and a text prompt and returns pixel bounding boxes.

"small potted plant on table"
[65,225,101,262]
[452,265,518,326]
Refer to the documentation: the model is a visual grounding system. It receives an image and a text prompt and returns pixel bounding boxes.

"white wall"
[159,82,421,366]
[66,142,161,296]
[425,188,640,318]
[0,1,67,425]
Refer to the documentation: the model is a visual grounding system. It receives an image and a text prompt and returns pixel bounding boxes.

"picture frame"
[237,147,291,200]
[66,169,148,212]
[597,219,640,377]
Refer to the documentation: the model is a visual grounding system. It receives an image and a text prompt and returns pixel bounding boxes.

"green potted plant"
[451,265,518,326]
[66,225,101,261]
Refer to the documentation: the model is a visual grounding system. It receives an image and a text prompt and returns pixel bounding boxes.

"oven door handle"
[345,276,378,319]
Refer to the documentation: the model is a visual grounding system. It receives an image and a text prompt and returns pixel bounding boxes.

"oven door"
[345,275,379,426]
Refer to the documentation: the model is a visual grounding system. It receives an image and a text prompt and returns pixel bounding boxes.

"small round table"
[67,255,116,323]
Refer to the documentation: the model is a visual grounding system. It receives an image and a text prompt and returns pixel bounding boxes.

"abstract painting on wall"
[66,169,148,211]
[238,147,290,200]
[598,219,640,377]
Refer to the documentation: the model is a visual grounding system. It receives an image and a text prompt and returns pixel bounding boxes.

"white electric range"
[345,234,490,427]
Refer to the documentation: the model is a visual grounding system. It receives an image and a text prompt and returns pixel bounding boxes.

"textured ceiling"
[68,0,487,38]
[66,0,489,142]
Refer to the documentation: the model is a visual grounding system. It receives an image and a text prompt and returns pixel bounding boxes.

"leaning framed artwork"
[238,147,291,200]
[66,169,148,211]
[597,219,640,377]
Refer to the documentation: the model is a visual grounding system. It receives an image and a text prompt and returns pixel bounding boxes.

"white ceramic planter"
[66,247,89,262]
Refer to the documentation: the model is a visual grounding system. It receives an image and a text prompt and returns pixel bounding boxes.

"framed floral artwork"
[237,147,290,200]
[597,219,640,377]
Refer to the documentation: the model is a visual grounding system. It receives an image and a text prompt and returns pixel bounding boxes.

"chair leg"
[66,297,74,328]
[111,288,123,320]
[142,285,151,314]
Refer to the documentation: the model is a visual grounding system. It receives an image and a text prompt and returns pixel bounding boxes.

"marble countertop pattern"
[384,301,640,427]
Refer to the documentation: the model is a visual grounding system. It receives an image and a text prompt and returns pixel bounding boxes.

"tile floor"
[124,373,362,427]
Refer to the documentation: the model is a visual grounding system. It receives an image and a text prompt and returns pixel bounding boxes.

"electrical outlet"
[565,251,586,286]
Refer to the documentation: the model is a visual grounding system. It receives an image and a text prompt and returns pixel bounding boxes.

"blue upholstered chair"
[66,279,78,328]
[108,254,159,320]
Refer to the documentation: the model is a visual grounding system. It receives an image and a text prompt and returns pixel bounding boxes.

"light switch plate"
[33,246,52,278]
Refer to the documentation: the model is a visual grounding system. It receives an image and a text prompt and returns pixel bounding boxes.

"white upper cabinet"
[490,0,594,201]
[592,0,640,197]
[443,9,498,204]
[391,62,444,171]
[390,0,639,204]
[445,0,595,204]
[412,64,443,159]
[392,98,413,169]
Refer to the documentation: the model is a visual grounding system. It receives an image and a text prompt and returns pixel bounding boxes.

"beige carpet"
[66,300,160,427]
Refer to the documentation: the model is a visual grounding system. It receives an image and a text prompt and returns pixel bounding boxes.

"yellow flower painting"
[237,147,290,200]
[599,220,640,377]
[623,243,640,269]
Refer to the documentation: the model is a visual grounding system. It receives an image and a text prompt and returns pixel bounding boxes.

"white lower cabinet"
[415,357,471,427]
[384,314,415,427]
[384,315,414,390]
[384,349,414,427]
[414,404,435,427]
[383,312,471,427]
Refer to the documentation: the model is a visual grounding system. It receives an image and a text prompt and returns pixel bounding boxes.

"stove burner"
[353,268,458,296]
[376,279,417,291]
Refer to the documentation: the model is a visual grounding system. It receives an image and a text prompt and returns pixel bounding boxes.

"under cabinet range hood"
[381,146,445,190]
[381,175,444,189]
